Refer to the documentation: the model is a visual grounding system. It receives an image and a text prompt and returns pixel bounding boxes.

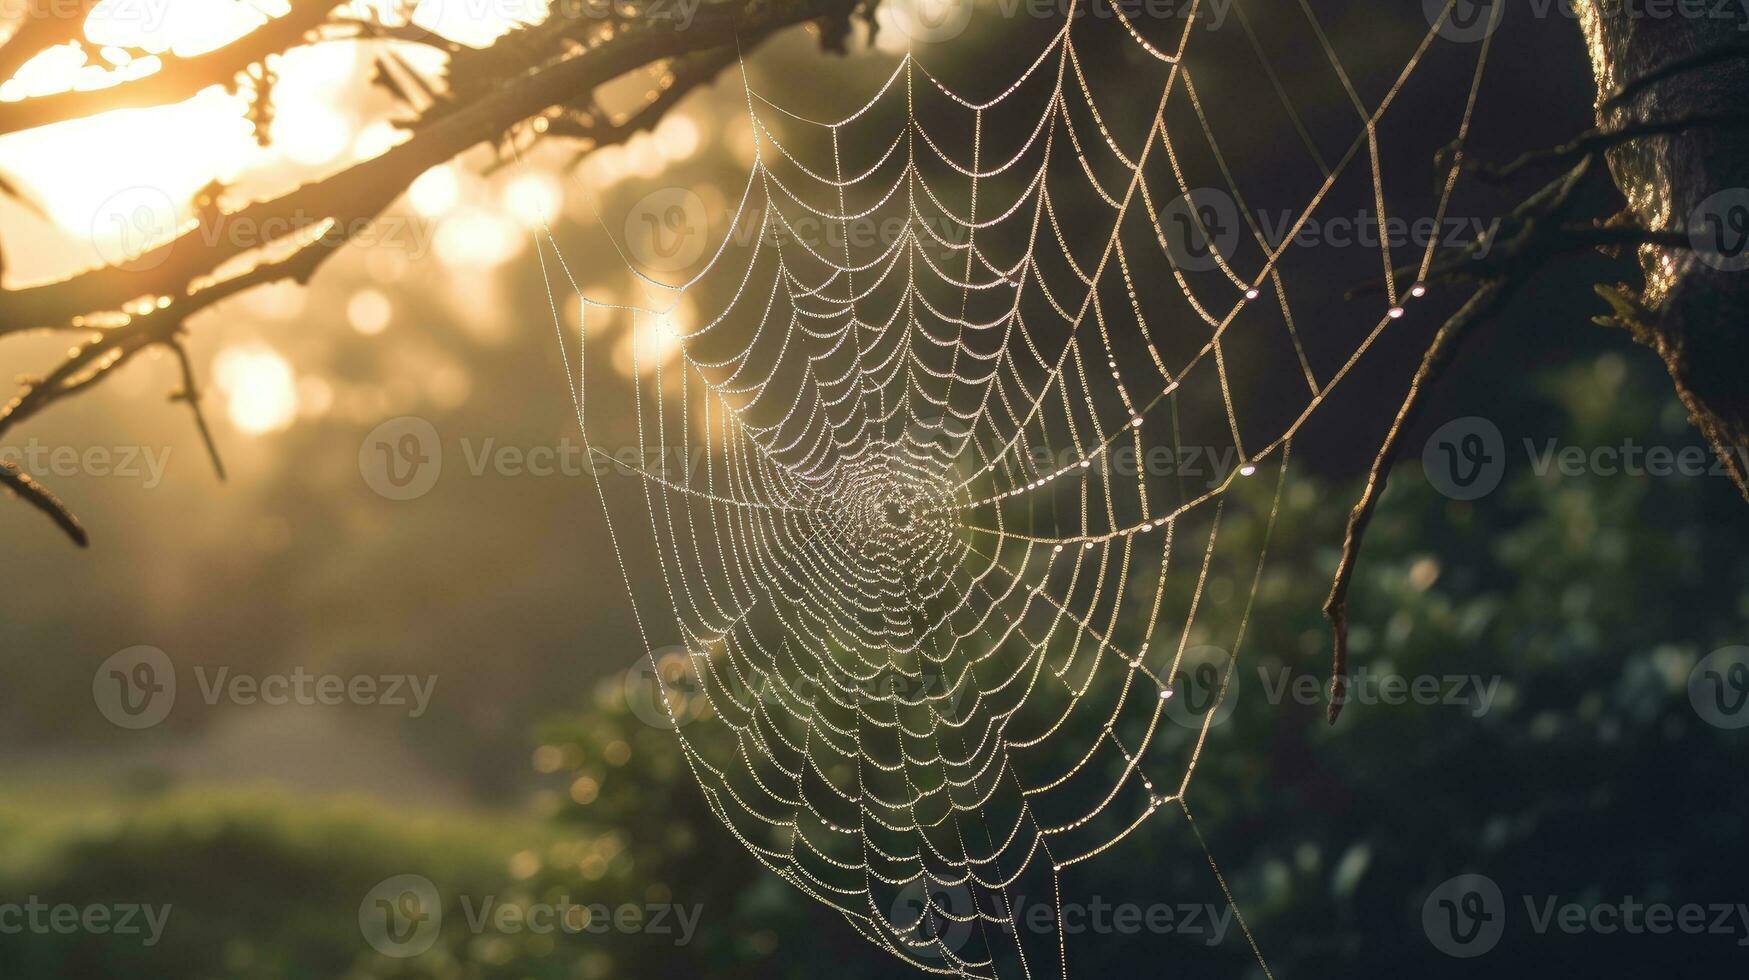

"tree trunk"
[1574,1,1749,498]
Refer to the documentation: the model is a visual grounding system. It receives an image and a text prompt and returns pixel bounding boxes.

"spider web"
[525,0,1497,974]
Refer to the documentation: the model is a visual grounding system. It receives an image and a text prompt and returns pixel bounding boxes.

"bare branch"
[0,0,850,335]
[1600,40,1749,114]
[169,339,226,482]
[1324,158,1595,723]
[0,0,855,540]
[0,459,87,547]
[0,0,346,137]
[1473,111,1749,182]
[1323,279,1508,723]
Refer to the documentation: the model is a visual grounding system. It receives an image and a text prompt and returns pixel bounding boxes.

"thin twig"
[1323,158,1596,722]
[1476,111,1749,182]
[169,338,227,482]
[1601,41,1749,114]
[0,459,87,547]
[1322,279,1509,723]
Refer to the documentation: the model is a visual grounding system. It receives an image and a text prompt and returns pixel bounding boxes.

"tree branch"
[0,0,346,137]
[0,0,853,541]
[1324,159,1595,722]
[0,459,87,547]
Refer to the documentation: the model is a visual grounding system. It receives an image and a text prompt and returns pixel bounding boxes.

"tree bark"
[1574,1,1749,498]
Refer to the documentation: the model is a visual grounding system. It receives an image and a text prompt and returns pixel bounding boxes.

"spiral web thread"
[524,0,1496,974]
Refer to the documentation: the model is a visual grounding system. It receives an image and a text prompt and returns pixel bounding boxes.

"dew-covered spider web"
[524,0,1498,974]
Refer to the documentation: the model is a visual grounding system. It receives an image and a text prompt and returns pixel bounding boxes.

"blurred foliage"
[5,349,1746,978]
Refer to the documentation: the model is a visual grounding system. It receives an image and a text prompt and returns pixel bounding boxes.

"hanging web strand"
[522,3,1494,975]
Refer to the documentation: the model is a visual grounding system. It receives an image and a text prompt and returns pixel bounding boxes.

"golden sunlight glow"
[502,172,561,229]
[346,288,393,335]
[272,102,352,166]
[612,302,689,378]
[434,206,522,268]
[408,164,461,218]
[212,344,299,435]
[12,90,257,246]
[653,114,702,162]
